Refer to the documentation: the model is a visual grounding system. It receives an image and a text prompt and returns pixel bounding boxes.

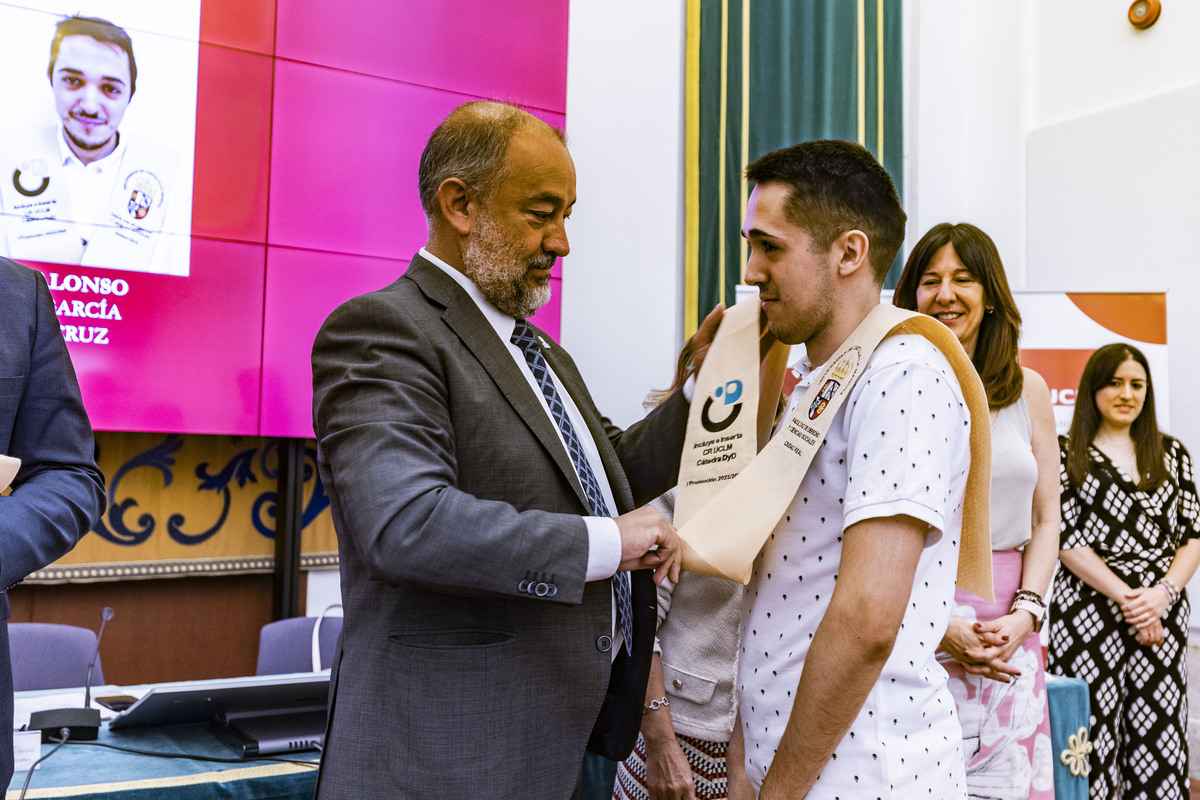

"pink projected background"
[27,0,569,437]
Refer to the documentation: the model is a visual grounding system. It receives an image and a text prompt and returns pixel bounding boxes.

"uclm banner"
[1015,292,1168,434]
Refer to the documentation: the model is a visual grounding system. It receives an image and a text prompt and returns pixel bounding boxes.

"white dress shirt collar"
[419,247,518,342]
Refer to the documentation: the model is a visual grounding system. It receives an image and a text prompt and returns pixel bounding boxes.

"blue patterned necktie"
[510,319,633,655]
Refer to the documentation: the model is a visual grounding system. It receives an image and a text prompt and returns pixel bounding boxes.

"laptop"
[108,673,329,755]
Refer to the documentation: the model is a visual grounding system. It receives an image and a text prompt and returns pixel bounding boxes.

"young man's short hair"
[745,140,905,282]
[48,16,137,95]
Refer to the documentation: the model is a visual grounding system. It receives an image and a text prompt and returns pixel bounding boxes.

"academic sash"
[677,297,994,602]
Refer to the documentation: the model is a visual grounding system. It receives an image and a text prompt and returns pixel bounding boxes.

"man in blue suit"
[0,256,105,784]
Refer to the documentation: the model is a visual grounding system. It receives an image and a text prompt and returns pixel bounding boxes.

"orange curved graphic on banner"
[1065,293,1166,345]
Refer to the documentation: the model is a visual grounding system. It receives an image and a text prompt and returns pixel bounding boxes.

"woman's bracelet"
[643,696,670,715]
[1011,589,1046,632]
[1011,589,1046,611]
[1156,577,1181,608]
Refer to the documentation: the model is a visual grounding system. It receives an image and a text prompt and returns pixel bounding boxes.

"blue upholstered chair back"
[255,613,342,675]
[9,622,103,691]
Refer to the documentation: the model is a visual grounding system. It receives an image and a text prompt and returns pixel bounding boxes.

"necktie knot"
[510,319,537,352]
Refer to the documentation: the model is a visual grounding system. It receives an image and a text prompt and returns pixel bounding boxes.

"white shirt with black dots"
[738,335,971,799]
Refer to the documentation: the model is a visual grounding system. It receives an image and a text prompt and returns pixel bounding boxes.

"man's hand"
[615,506,682,584]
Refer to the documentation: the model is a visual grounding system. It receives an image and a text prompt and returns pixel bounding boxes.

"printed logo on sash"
[809,380,837,420]
[121,169,165,221]
[12,159,50,197]
[701,379,744,433]
[128,190,151,219]
[809,352,859,420]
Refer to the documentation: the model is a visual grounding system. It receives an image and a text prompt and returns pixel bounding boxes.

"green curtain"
[685,0,904,336]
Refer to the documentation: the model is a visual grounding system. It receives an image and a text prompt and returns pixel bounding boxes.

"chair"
[255,608,342,675]
[8,622,103,691]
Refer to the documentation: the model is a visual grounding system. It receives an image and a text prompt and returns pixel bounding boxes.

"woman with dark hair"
[1049,343,1200,800]
[894,222,1059,799]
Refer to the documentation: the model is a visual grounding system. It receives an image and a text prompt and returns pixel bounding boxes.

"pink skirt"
[941,549,1054,800]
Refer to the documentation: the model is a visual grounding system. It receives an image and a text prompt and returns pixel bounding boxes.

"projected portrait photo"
[0,1,199,276]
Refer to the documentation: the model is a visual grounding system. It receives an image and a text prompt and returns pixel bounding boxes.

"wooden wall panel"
[7,574,307,686]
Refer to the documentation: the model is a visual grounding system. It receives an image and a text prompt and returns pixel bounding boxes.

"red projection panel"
[274,0,569,114]
[52,239,266,435]
[199,0,275,53]
[30,0,569,437]
[191,44,273,243]
[266,64,458,257]
[260,248,407,438]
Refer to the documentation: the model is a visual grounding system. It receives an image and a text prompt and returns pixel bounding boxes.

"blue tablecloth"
[1046,673,1091,800]
[7,721,319,799]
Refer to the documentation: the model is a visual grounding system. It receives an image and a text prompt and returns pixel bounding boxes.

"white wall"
[905,0,1029,280]
[1031,1,1200,128]
[1023,3,1200,458]
[561,2,687,428]
[305,569,342,617]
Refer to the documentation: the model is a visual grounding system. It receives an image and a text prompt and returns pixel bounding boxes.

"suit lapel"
[405,255,594,512]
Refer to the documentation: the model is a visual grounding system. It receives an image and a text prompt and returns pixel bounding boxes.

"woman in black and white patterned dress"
[1048,343,1200,800]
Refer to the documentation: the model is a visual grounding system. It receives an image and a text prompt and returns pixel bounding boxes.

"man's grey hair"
[418,101,565,220]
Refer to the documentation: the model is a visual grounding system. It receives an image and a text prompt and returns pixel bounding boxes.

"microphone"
[28,607,114,742]
[83,607,113,710]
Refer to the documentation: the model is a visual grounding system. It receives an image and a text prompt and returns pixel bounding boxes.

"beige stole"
[676,297,993,602]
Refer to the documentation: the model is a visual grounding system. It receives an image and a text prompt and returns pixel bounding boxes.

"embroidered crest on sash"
[809,351,859,420]
[809,379,837,420]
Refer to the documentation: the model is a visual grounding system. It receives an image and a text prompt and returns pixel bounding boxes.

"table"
[8,688,320,799]
[1046,673,1090,800]
[7,721,319,799]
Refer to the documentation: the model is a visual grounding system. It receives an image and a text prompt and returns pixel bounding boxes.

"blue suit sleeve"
[0,264,105,590]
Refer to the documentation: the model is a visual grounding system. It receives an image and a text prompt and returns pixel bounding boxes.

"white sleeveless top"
[989,395,1037,551]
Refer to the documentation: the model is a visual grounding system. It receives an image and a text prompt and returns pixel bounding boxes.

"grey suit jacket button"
[596,635,612,653]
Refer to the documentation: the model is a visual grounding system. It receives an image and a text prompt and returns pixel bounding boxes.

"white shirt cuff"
[585,517,622,581]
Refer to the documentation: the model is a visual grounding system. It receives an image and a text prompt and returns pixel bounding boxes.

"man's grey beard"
[462,216,555,319]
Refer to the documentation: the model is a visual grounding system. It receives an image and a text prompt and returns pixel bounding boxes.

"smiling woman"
[894,222,1060,800]
[1049,343,1200,800]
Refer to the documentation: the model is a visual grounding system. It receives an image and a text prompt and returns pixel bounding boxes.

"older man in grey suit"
[312,101,718,798]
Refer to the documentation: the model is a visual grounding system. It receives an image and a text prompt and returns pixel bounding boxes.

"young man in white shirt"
[729,141,971,800]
